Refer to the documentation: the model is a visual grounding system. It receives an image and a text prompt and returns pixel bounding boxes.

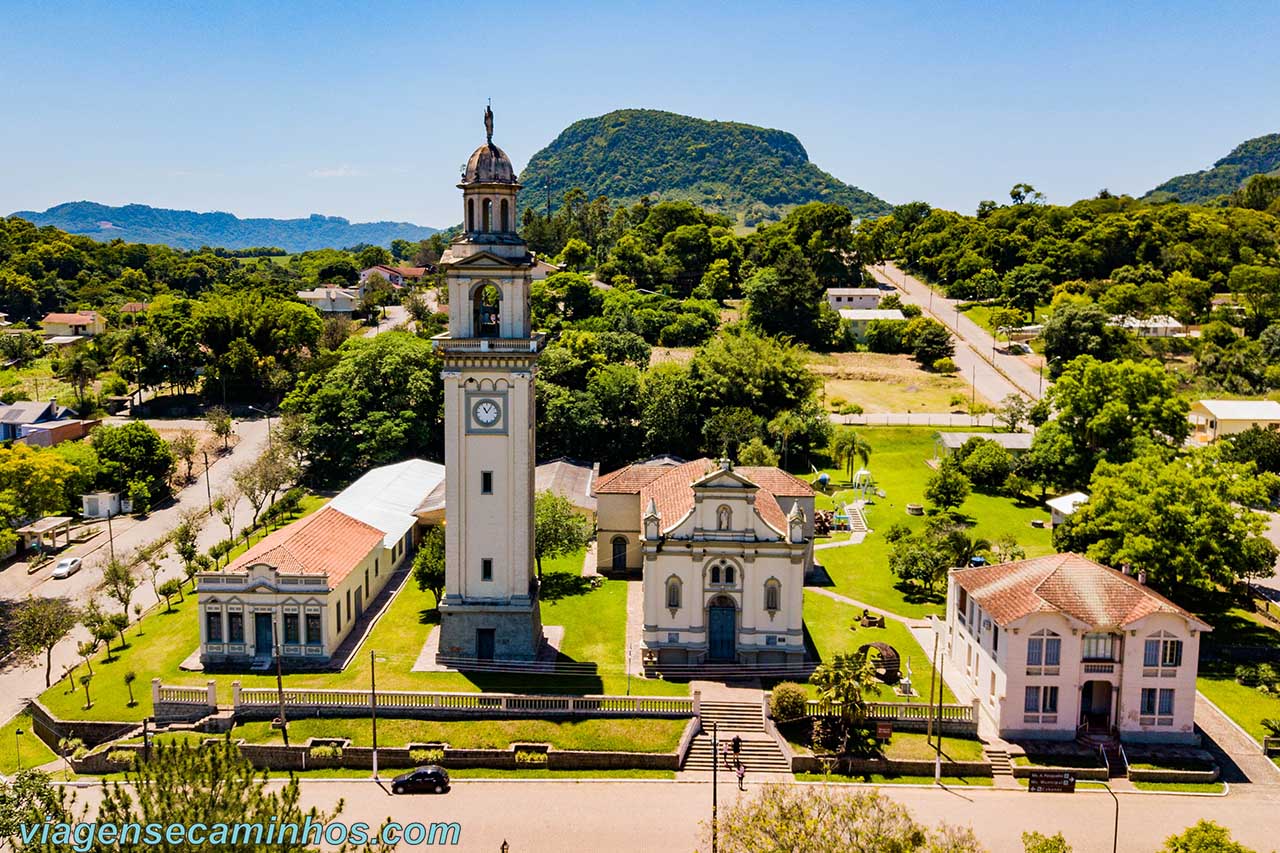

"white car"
[51,557,82,579]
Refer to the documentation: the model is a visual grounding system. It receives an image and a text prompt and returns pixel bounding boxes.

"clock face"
[473,399,501,426]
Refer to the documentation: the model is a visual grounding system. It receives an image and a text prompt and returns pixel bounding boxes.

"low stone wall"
[1127,766,1220,784]
[792,755,991,777]
[1011,764,1109,781]
[26,700,139,749]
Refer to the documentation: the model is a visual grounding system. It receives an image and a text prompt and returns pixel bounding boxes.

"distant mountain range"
[516,109,891,224]
[7,202,440,252]
[1144,133,1280,204]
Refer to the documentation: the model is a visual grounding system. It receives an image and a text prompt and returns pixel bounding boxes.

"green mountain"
[1143,133,1280,203]
[7,201,439,252]
[516,109,891,225]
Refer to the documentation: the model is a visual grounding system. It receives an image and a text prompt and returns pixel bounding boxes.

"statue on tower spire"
[484,103,494,144]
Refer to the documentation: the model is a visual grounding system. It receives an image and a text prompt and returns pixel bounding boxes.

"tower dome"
[462,142,517,185]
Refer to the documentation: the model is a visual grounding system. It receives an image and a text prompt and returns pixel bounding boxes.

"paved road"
[58,777,1280,852]
[0,417,270,721]
[870,262,1046,402]
[362,304,412,338]
[830,412,1001,428]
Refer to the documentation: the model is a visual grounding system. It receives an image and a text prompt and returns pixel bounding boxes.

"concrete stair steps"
[984,748,1013,776]
[697,702,765,731]
[683,735,791,772]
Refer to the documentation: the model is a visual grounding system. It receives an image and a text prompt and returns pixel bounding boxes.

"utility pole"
[274,623,289,747]
[925,631,938,749]
[203,451,213,513]
[711,720,719,853]
[370,649,379,779]
[934,648,946,785]
[106,509,115,562]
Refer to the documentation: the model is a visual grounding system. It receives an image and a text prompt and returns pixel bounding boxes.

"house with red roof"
[594,457,815,669]
[197,459,445,669]
[944,553,1210,744]
[41,310,106,338]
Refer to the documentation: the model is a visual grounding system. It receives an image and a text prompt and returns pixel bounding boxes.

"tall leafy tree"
[412,525,446,607]
[533,490,592,581]
[9,597,78,687]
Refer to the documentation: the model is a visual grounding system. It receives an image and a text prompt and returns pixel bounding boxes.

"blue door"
[708,604,736,661]
[254,613,274,656]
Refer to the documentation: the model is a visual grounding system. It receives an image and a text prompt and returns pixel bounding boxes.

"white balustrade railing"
[151,680,698,719]
[807,699,976,723]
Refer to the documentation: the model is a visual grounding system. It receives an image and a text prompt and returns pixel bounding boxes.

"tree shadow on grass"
[539,572,595,602]
[418,607,440,627]
[896,580,945,606]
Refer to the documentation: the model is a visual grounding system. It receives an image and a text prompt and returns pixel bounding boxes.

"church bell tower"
[434,106,543,661]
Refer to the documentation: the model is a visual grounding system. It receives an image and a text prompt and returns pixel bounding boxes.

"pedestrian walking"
[731,735,742,757]
[721,742,731,770]
[736,761,745,790]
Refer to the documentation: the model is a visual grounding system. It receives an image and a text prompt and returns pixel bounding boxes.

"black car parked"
[391,765,451,795]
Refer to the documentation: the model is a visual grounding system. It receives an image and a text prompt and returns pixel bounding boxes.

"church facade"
[595,458,815,668]
[433,108,544,661]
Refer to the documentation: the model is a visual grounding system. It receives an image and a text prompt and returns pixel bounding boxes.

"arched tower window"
[666,576,682,610]
[466,199,475,232]
[709,558,737,586]
[473,283,501,337]
[482,198,493,232]
[716,505,732,531]
[500,199,510,232]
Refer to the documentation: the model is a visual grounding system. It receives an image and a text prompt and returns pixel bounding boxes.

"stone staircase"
[984,746,1013,778]
[847,502,869,535]
[684,700,791,774]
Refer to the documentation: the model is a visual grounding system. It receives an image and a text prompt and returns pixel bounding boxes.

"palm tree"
[809,651,882,754]
[55,347,100,408]
[944,529,992,569]
[768,410,805,470]
[828,428,872,485]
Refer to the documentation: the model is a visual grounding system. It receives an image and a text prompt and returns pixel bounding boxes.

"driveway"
[362,304,411,338]
[869,262,1046,401]
[0,417,271,721]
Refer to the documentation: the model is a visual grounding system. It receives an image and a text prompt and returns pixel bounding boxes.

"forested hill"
[516,109,891,226]
[7,202,440,252]
[1144,133,1280,203]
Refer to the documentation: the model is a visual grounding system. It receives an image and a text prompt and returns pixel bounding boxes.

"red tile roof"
[951,553,1205,629]
[225,506,383,589]
[602,458,813,536]
[42,311,97,325]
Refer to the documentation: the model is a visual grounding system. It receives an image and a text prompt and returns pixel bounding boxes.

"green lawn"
[811,427,1054,619]
[233,716,688,752]
[803,590,956,704]
[0,713,59,774]
[1012,752,1104,769]
[882,732,984,762]
[39,548,683,722]
[1194,594,1280,746]
[797,772,992,786]
[1131,780,1225,794]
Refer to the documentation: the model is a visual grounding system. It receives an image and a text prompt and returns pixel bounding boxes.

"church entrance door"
[708,598,736,662]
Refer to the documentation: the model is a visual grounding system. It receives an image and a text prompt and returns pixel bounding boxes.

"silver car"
[51,557,82,579]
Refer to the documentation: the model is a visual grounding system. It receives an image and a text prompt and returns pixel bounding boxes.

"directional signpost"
[1027,770,1076,793]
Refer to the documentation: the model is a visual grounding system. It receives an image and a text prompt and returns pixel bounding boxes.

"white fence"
[152,680,697,720]
[807,698,978,724]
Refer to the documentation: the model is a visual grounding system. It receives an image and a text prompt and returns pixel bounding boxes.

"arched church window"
[473,283,501,337]
[500,199,510,232]
[724,564,735,585]
[482,198,493,232]
[764,579,781,614]
[466,199,475,232]
[716,505,732,531]
[611,536,627,570]
[710,563,721,584]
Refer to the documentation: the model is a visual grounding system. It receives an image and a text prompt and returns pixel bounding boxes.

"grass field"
[1193,595,1280,746]
[233,716,688,752]
[0,712,59,773]
[39,548,684,723]
[0,358,80,409]
[811,428,1054,619]
[809,352,980,413]
[802,590,956,704]
[1131,780,1226,793]
[882,732,984,762]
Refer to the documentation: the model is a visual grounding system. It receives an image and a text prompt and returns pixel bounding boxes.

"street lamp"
[246,406,275,449]
[14,728,23,771]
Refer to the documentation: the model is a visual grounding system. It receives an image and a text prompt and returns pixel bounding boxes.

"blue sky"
[2,0,1278,227]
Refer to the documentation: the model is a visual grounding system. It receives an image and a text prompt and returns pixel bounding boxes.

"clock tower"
[434,107,543,661]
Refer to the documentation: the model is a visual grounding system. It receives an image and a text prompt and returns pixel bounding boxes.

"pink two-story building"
[944,553,1209,744]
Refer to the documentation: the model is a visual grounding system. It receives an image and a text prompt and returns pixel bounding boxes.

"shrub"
[1262,719,1280,736]
[514,749,548,765]
[1256,663,1279,686]
[837,402,864,415]
[1235,664,1260,686]
[208,539,234,560]
[107,749,137,768]
[309,745,343,760]
[771,683,809,721]
[409,748,445,764]
[931,357,958,373]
